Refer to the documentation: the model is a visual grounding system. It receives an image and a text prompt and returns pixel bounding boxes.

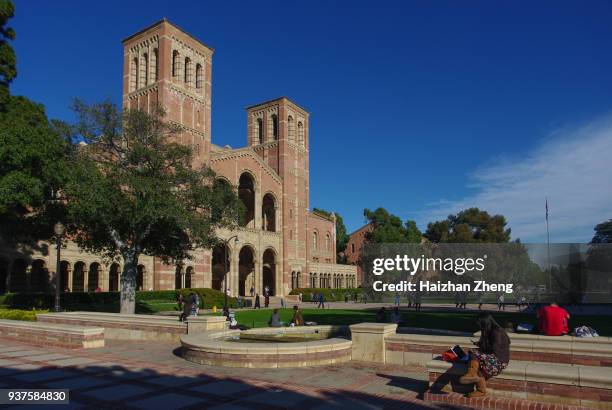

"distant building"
[0,19,357,296]
[344,223,375,286]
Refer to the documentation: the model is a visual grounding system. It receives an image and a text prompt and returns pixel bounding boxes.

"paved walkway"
[0,338,460,409]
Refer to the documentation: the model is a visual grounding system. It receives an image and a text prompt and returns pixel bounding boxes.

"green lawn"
[212,308,612,336]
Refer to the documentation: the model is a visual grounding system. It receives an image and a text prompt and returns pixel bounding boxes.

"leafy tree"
[591,219,612,243]
[65,101,244,313]
[312,208,349,263]
[0,0,70,291]
[425,207,511,243]
[0,0,16,106]
[363,207,422,243]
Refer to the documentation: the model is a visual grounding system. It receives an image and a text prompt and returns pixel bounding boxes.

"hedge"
[289,287,363,302]
[0,309,48,321]
[0,288,239,311]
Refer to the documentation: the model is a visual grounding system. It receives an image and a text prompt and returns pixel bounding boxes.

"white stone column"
[349,323,397,363]
[83,269,89,292]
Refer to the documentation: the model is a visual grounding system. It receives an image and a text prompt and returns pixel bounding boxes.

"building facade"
[344,223,374,286]
[0,19,357,297]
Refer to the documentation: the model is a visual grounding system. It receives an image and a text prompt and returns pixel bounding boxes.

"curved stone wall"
[180,325,352,368]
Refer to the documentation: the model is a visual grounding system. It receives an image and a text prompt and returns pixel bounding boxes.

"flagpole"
[546,197,551,291]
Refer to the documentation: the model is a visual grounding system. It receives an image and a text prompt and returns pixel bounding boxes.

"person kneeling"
[460,313,510,398]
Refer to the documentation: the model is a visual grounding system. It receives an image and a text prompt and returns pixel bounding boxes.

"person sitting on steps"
[459,313,510,398]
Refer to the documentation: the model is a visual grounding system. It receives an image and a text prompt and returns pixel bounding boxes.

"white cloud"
[419,116,612,243]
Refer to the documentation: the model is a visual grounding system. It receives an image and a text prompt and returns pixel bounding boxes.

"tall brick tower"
[247,98,310,290]
[121,19,213,168]
[121,19,214,289]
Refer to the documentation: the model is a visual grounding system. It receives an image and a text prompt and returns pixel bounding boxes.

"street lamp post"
[53,222,65,312]
[223,235,239,317]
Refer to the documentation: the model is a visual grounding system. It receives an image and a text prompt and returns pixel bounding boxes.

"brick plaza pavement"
[0,338,464,409]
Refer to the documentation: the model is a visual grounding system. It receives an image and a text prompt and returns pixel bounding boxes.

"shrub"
[0,309,48,321]
[1,288,238,311]
[289,287,363,302]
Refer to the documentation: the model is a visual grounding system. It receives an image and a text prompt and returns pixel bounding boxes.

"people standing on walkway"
[249,286,254,297]
[394,292,401,307]
[497,294,505,311]
[414,291,422,312]
[459,313,510,398]
[317,292,325,309]
[280,297,285,308]
[254,293,261,309]
[264,294,270,308]
[177,293,184,312]
[312,292,318,305]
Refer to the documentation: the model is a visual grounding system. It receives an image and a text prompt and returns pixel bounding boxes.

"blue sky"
[11,0,612,242]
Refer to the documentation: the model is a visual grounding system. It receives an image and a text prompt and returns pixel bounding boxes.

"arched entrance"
[262,248,276,296]
[185,266,193,288]
[212,244,230,292]
[109,263,120,292]
[175,265,183,289]
[72,262,85,292]
[239,172,255,228]
[0,258,8,294]
[60,261,70,292]
[88,262,100,292]
[137,265,145,290]
[262,193,276,232]
[238,246,255,296]
[10,259,27,292]
[30,259,48,292]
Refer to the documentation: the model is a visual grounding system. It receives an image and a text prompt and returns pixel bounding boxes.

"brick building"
[0,19,357,297]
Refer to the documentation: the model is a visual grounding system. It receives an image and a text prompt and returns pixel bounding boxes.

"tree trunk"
[120,248,139,314]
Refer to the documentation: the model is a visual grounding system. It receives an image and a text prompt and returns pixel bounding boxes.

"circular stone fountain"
[180,325,352,368]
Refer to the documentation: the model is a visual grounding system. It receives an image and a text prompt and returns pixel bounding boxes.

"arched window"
[172,50,180,78]
[297,121,304,145]
[195,63,203,89]
[271,114,278,140]
[313,231,318,251]
[152,48,159,82]
[325,233,331,252]
[142,53,149,86]
[257,118,263,144]
[184,57,192,86]
[131,57,139,91]
[287,116,295,142]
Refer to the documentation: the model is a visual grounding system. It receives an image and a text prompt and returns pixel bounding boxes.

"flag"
[545,197,549,221]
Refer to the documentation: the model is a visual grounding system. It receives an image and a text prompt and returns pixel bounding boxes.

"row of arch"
[312,231,333,253]
[254,115,305,146]
[307,272,356,290]
[211,243,277,296]
[129,48,206,93]
[130,48,159,92]
[0,259,146,294]
[236,172,277,231]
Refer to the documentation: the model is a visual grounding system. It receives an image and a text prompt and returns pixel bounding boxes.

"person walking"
[317,292,325,309]
[249,286,254,297]
[459,313,510,398]
[497,294,505,311]
[394,292,401,307]
[254,293,261,309]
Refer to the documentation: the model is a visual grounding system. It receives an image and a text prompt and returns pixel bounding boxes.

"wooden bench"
[0,319,104,349]
[37,312,227,342]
